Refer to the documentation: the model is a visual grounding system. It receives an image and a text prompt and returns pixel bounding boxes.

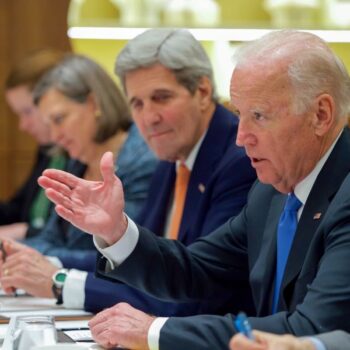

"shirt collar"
[176,131,207,171]
[294,130,343,206]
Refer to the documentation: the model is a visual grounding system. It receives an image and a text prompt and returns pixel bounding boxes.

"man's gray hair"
[234,30,350,120]
[115,28,218,101]
[33,54,131,142]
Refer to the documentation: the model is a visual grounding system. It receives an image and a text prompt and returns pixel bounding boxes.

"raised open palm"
[38,152,127,245]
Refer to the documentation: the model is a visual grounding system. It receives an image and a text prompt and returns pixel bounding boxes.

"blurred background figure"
[34,53,157,219]
[1,49,68,240]
[9,53,157,261]
[0,30,255,316]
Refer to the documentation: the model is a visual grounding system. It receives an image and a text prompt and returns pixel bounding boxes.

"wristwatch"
[52,269,68,305]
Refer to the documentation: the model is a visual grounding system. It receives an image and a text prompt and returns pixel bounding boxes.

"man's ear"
[196,76,213,110]
[312,93,335,136]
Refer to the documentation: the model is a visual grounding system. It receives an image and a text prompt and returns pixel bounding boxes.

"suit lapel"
[280,128,350,308]
[251,191,286,314]
[138,162,175,236]
[178,105,235,242]
[281,187,330,296]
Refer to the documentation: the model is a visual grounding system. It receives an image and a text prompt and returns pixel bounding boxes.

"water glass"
[12,315,57,350]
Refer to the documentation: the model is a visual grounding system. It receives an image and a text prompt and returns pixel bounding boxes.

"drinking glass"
[12,315,57,350]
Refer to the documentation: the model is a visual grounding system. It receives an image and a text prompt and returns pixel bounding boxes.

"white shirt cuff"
[62,269,88,309]
[306,337,327,350]
[148,317,168,350]
[93,215,139,269]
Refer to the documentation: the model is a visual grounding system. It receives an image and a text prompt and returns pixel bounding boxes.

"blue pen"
[234,312,255,340]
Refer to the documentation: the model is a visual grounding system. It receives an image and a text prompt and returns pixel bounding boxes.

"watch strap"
[52,269,68,305]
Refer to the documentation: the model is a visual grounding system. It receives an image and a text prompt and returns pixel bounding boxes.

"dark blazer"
[85,104,256,313]
[24,124,158,262]
[137,104,256,244]
[97,128,350,349]
[0,146,57,237]
[317,331,350,350]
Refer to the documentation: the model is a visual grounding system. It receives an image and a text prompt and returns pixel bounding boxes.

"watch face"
[56,272,67,283]
[52,269,67,305]
[53,270,68,288]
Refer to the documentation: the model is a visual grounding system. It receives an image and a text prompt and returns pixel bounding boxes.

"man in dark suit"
[1,29,255,316]
[76,101,255,314]
[39,29,350,350]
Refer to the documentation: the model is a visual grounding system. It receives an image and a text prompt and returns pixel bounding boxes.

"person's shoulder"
[338,171,350,190]
[314,170,350,239]
[249,181,276,198]
[116,128,158,183]
[210,120,253,178]
[121,124,151,155]
[118,123,157,169]
[213,103,239,127]
[326,171,350,209]
[204,104,241,157]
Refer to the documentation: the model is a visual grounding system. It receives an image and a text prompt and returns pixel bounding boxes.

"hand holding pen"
[0,239,6,256]
[230,329,316,350]
[234,312,255,340]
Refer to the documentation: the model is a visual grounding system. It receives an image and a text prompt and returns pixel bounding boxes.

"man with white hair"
[39,29,350,350]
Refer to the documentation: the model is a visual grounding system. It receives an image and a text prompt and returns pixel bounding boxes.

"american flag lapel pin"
[313,212,322,220]
[198,183,205,193]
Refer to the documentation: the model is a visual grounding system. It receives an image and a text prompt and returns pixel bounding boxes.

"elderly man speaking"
[39,29,350,350]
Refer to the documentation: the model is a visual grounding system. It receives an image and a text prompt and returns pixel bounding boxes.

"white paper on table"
[0,296,57,312]
[0,296,92,318]
[64,329,92,342]
[0,309,91,318]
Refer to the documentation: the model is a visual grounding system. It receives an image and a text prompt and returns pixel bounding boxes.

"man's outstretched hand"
[38,151,127,245]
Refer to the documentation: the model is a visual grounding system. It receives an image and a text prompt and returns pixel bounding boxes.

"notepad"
[63,329,93,342]
[0,296,92,321]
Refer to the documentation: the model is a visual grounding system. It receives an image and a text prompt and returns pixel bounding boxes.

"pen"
[234,312,255,340]
[58,327,90,331]
[0,240,18,297]
[0,240,7,261]
[74,340,94,343]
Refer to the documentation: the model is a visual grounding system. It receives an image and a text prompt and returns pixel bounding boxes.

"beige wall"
[70,0,350,78]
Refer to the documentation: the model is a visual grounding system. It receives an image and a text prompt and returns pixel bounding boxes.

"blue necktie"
[272,192,302,313]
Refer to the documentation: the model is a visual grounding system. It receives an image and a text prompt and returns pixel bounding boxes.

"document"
[0,296,92,321]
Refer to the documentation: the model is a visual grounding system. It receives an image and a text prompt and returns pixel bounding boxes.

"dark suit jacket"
[317,331,350,350]
[86,104,256,313]
[97,128,350,349]
[136,105,256,244]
